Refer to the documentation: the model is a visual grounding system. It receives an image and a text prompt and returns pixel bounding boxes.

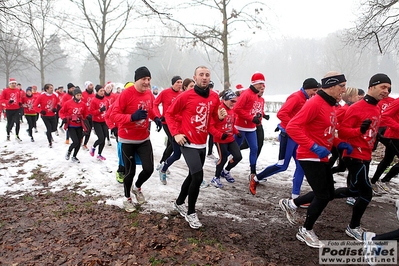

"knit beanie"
[67,83,75,90]
[73,87,82,96]
[251,72,265,85]
[95,84,103,92]
[369,73,391,88]
[303,78,321,89]
[134,66,151,81]
[171,76,182,85]
[223,89,237,101]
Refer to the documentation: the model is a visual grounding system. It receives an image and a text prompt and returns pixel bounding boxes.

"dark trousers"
[176,147,206,215]
[6,109,20,136]
[162,139,182,172]
[122,140,154,198]
[214,141,242,177]
[68,126,83,157]
[160,124,173,163]
[25,115,37,137]
[41,115,57,144]
[371,139,399,183]
[293,161,334,230]
[83,116,93,145]
[93,121,108,155]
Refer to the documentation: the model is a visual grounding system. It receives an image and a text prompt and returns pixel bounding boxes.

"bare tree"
[60,0,136,85]
[347,0,399,54]
[18,0,67,88]
[0,0,33,33]
[0,29,27,87]
[164,0,268,92]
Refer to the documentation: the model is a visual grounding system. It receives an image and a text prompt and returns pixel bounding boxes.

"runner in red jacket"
[89,85,110,161]
[33,84,60,148]
[279,71,351,249]
[166,66,224,229]
[21,87,38,142]
[59,87,89,163]
[0,78,22,141]
[110,66,163,213]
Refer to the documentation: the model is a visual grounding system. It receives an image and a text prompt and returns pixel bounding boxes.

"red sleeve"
[165,94,183,136]
[381,99,399,132]
[109,93,133,125]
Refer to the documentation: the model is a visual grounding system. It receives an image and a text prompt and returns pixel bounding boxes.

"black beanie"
[369,73,391,88]
[67,83,75,90]
[171,76,182,85]
[95,84,103,92]
[73,87,82,96]
[26,86,32,92]
[134,66,151,81]
[303,78,321,90]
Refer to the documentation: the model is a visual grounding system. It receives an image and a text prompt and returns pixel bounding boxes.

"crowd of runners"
[1,67,397,265]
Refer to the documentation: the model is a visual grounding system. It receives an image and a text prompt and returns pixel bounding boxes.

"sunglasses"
[230,100,237,103]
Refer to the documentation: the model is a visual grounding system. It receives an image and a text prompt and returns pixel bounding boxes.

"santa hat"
[9,78,17,84]
[251,72,265,85]
[235,84,246,91]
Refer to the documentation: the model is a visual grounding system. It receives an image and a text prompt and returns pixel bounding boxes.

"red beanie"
[251,72,265,85]
[9,78,17,84]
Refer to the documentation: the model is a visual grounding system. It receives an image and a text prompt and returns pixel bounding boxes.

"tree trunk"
[221,0,230,93]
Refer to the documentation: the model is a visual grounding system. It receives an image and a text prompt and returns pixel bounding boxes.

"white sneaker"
[200,180,209,189]
[363,232,377,266]
[279,198,298,225]
[296,226,325,248]
[156,163,164,171]
[131,187,146,204]
[185,213,202,229]
[210,177,223,188]
[123,199,136,213]
[159,171,167,185]
[173,202,187,217]
[345,224,364,242]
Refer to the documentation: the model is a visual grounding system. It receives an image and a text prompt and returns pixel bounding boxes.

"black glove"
[62,118,67,123]
[131,107,148,121]
[360,119,372,134]
[100,106,106,112]
[111,127,118,136]
[221,133,229,140]
[154,117,163,132]
[252,115,261,125]
[40,110,46,115]
[9,99,14,104]
[160,116,165,122]
[263,114,270,120]
[52,108,57,113]
[236,132,242,138]
[274,126,280,132]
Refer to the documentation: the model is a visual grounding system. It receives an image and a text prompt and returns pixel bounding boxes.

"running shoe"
[345,224,364,242]
[279,198,298,225]
[6,135,10,141]
[16,135,22,142]
[296,226,325,248]
[363,232,377,266]
[185,212,202,229]
[116,172,124,184]
[249,174,258,195]
[89,146,95,157]
[65,150,71,160]
[131,187,146,204]
[156,163,164,171]
[200,180,209,189]
[123,199,136,213]
[346,197,356,206]
[173,202,187,217]
[210,177,223,188]
[71,157,80,163]
[221,169,235,183]
[82,145,88,151]
[97,155,106,161]
[159,171,167,185]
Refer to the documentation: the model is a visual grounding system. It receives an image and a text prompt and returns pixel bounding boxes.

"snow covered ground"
[1,103,398,221]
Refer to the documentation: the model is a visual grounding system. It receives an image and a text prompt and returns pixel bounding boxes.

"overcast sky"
[267,0,360,39]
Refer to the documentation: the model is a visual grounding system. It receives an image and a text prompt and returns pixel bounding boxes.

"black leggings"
[68,126,83,157]
[122,140,154,198]
[334,158,372,228]
[176,147,206,215]
[83,116,93,145]
[371,139,399,183]
[93,121,108,155]
[214,141,242,177]
[293,161,334,231]
[41,115,57,143]
[25,115,37,137]
[160,124,173,163]
[6,109,20,136]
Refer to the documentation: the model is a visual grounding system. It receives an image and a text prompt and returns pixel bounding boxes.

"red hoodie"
[0,87,22,110]
[109,85,157,142]
[34,92,59,117]
[338,96,381,161]
[166,87,220,148]
[379,97,399,139]
[286,92,341,162]
[154,87,181,123]
[22,93,38,115]
[209,102,239,143]
[277,89,308,129]
[82,90,95,108]
[378,96,395,128]
[59,98,89,127]
[90,95,109,123]
[234,87,264,131]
